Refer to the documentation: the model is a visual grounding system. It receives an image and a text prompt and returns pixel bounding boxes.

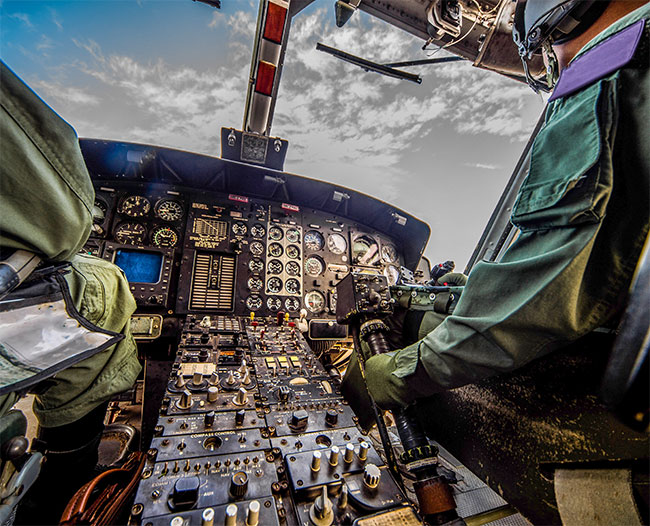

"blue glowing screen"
[114,250,163,283]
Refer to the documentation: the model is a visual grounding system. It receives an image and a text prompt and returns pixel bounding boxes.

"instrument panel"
[87,182,405,323]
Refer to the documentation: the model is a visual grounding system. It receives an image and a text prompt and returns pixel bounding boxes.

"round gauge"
[114,222,146,245]
[268,243,283,258]
[305,255,325,277]
[304,230,324,251]
[327,233,347,255]
[384,264,400,285]
[245,295,262,311]
[267,297,282,312]
[305,290,326,314]
[285,298,300,312]
[251,224,266,238]
[286,245,300,260]
[119,196,150,217]
[232,222,247,236]
[352,235,380,265]
[268,226,283,241]
[286,228,301,244]
[151,226,178,248]
[247,276,263,292]
[267,259,283,275]
[381,244,399,264]
[155,199,183,221]
[267,277,283,294]
[285,261,301,276]
[285,278,300,295]
[249,258,264,273]
[249,241,264,257]
[93,199,107,223]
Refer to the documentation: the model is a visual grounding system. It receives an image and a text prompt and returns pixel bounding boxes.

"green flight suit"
[351,4,650,410]
[0,61,141,427]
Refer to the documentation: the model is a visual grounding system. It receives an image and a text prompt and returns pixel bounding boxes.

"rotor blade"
[383,57,465,68]
[316,42,422,84]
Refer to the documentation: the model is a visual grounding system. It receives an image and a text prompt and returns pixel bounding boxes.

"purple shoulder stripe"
[549,18,646,102]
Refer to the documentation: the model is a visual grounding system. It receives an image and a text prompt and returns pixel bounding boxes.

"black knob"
[229,471,249,499]
[148,295,159,304]
[200,332,210,344]
[325,409,338,427]
[289,410,309,431]
[235,410,246,426]
[199,349,209,362]
[204,411,215,428]
[169,475,200,510]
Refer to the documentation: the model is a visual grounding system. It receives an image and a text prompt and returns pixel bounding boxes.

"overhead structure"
[333,0,544,82]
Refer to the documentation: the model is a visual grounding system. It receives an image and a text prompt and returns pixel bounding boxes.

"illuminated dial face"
[267,277,283,294]
[285,298,300,312]
[286,228,301,244]
[247,276,263,291]
[384,264,400,285]
[249,258,264,273]
[327,233,347,255]
[381,244,398,264]
[249,241,264,256]
[245,295,262,311]
[286,245,300,260]
[305,255,325,277]
[155,199,183,221]
[305,290,326,313]
[285,278,300,295]
[268,226,283,241]
[119,196,150,217]
[267,259,283,275]
[352,235,380,265]
[114,222,146,245]
[268,243,283,258]
[304,230,324,251]
[151,226,178,247]
[285,261,300,276]
[251,224,266,238]
[232,222,247,236]
[267,297,282,311]
[93,199,107,223]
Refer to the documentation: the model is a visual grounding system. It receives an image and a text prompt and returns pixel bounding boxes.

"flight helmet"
[512,0,610,92]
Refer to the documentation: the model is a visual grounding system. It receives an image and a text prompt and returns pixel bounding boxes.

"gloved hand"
[436,272,468,286]
[341,350,378,431]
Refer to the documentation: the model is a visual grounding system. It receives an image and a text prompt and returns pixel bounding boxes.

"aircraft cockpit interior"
[1,1,648,525]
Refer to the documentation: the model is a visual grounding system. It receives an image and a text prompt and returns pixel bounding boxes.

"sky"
[1,0,546,269]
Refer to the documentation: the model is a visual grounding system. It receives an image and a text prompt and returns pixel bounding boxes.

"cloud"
[35,81,100,106]
[464,162,499,170]
[9,12,33,29]
[48,8,63,30]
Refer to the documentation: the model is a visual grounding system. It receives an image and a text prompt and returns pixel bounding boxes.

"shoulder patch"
[549,18,646,102]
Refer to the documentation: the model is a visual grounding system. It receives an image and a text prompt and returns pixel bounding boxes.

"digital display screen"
[114,250,163,284]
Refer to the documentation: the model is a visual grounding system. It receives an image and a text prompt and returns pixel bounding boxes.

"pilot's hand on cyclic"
[436,272,468,287]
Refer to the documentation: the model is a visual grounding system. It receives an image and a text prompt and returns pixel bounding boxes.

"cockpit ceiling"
[355,0,544,80]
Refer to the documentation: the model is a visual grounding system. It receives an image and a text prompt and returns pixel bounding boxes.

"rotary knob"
[229,471,249,499]
[177,389,192,410]
[235,409,246,426]
[276,385,292,402]
[324,409,338,427]
[204,411,216,428]
[289,409,309,431]
[363,464,381,490]
[169,475,200,510]
[309,486,333,526]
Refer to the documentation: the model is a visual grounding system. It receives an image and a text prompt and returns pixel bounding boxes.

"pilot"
[343,0,649,471]
[0,61,142,523]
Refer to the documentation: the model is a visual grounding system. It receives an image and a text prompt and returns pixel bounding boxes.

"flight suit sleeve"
[365,70,648,409]
[32,254,142,427]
